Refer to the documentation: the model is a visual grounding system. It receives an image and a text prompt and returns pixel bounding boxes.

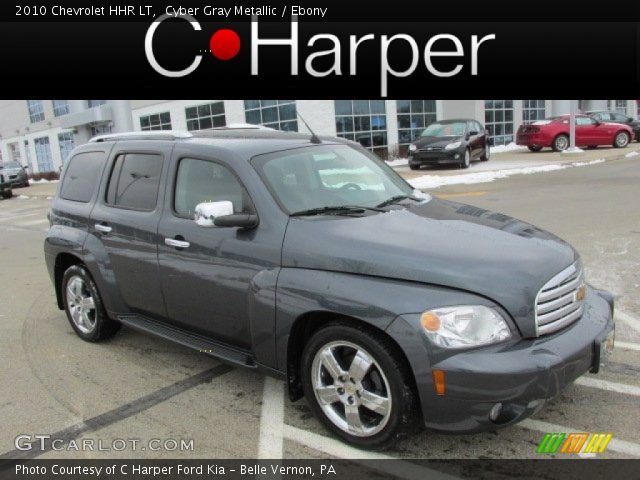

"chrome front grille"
[535,261,585,336]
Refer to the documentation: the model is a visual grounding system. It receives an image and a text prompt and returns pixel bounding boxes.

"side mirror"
[194,201,234,227]
[214,214,259,229]
[23,165,29,170]
[469,130,479,136]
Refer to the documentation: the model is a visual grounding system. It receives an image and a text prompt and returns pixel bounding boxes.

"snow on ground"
[17,195,29,199]
[625,151,639,158]
[30,179,59,184]
[409,159,605,190]
[386,158,408,167]
[489,142,527,154]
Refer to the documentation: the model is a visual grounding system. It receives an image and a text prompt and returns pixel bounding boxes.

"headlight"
[444,141,462,150]
[420,305,511,349]
[409,144,417,152]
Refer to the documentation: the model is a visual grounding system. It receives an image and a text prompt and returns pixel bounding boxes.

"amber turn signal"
[421,312,441,332]
[432,369,446,395]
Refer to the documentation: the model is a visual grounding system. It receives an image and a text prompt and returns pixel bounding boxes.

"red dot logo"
[209,29,241,60]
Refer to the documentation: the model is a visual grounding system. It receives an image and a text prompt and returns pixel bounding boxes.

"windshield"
[252,144,421,214]
[420,122,466,137]
[1,162,21,169]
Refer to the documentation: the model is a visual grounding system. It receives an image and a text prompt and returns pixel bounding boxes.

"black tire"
[552,134,569,152]
[1,189,12,199]
[460,148,471,169]
[527,145,543,152]
[61,265,120,342]
[613,131,630,148]
[22,181,30,188]
[301,322,419,449]
[480,144,490,161]
[409,164,420,170]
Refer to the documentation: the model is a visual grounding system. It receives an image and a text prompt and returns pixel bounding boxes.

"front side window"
[60,152,106,203]
[185,102,226,131]
[27,100,44,123]
[174,158,249,217]
[252,145,414,214]
[244,100,298,131]
[140,112,172,131]
[611,113,630,123]
[106,153,163,211]
[576,117,595,126]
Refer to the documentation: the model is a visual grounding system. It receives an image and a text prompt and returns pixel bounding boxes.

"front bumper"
[386,286,614,433]
[6,173,28,186]
[409,148,463,166]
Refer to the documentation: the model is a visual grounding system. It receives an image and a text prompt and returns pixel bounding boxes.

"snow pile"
[490,142,527,154]
[560,147,585,155]
[386,158,408,167]
[17,195,29,199]
[31,178,59,184]
[409,159,605,190]
[625,151,639,158]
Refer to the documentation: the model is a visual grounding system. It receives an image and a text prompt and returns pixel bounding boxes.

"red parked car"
[516,114,634,152]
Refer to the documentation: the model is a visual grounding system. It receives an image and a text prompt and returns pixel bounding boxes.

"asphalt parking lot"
[0,153,639,467]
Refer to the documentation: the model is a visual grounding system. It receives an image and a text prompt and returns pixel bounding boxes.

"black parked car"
[586,111,640,142]
[0,171,12,199]
[0,161,29,188]
[408,119,490,170]
[45,129,614,448]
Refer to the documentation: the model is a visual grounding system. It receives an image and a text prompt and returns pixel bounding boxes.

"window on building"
[140,112,172,131]
[60,152,107,203]
[8,143,21,163]
[91,124,112,137]
[58,132,75,166]
[106,153,163,210]
[334,100,388,157]
[52,100,70,117]
[34,137,54,172]
[244,100,298,131]
[27,100,45,123]
[396,100,437,154]
[607,100,627,114]
[522,100,546,123]
[23,140,33,170]
[174,158,249,217]
[185,102,226,131]
[485,100,514,146]
[88,100,107,108]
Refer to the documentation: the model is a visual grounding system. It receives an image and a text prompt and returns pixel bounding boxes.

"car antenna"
[297,112,322,144]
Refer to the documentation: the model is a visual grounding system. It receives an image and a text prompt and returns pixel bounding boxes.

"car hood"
[282,198,578,337]
[413,136,464,148]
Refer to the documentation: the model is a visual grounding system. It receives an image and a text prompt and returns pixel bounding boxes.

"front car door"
[466,121,482,158]
[89,141,171,319]
[157,146,283,353]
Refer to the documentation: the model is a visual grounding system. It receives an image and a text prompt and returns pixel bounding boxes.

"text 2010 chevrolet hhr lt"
[45,129,615,448]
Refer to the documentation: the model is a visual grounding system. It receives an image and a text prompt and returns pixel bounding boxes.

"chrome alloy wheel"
[311,341,392,437]
[66,275,97,334]
[615,131,629,147]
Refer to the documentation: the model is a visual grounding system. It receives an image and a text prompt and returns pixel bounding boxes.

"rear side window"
[106,153,163,211]
[60,152,106,203]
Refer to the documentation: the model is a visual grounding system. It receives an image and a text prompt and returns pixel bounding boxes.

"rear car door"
[89,141,171,319]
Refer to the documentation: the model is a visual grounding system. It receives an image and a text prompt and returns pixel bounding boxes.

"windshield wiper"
[290,205,384,217]
[375,195,421,208]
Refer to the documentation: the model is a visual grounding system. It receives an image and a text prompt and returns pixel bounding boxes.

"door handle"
[165,237,190,249]
[94,223,112,234]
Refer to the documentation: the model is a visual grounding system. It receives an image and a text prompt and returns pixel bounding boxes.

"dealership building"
[0,99,638,173]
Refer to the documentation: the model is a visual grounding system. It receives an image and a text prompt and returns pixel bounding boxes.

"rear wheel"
[301,323,418,449]
[460,148,471,169]
[62,265,120,342]
[480,144,490,161]
[527,145,543,152]
[613,131,630,148]
[552,134,569,152]
[409,164,420,170]
[1,189,12,199]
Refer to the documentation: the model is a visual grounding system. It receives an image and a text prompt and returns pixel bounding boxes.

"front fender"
[275,268,490,371]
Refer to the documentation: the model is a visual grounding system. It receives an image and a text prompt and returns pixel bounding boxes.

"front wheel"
[480,144,490,161]
[613,131,630,148]
[1,189,12,199]
[460,148,471,169]
[409,164,420,170]
[301,323,418,449]
[552,134,569,152]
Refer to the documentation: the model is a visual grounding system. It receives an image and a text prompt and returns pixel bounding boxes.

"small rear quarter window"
[60,152,106,203]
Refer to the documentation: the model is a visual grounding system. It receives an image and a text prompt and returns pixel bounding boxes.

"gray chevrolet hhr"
[45,129,615,448]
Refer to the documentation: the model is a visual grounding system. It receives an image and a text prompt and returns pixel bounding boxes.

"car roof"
[87,128,353,158]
